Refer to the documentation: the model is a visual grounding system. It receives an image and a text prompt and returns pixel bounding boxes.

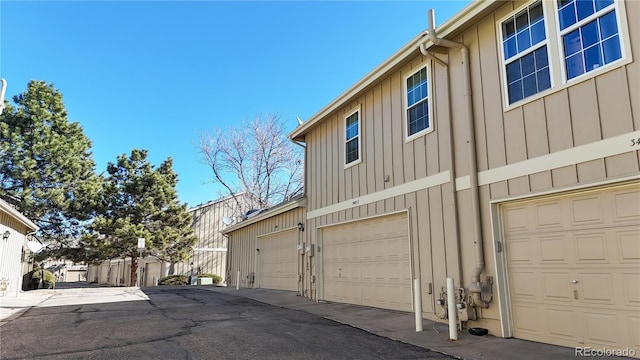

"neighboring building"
[166,196,242,284]
[87,195,242,286]
[224,196,306,293]
[43,261,87,283]
[226,0,639,354]
[0,199,38,297]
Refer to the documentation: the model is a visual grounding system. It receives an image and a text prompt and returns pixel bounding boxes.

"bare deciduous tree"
[199,113,303,216]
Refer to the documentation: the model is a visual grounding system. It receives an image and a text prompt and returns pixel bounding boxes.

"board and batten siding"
[171,199,240,282]
[301,0,638,332]
[304,50,463,316]
[0,213,32,296]
[472,1,639,202]
[226,206,306,289]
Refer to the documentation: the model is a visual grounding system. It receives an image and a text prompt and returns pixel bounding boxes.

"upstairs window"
[344,108,361,166]
[501,1,551,104]
[405,66,431,139]
[498,0,630,108]
[558,0,622,79]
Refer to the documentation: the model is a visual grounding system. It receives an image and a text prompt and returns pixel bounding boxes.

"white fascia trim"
[455,130,640,190]
[0,198,38,232]
[256,226,299,239]
[289,1,497,141]
[307,171,450,219]
[222,198,305,234]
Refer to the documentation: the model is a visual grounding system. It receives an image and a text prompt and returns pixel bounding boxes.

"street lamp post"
[39,262,45,289]
[137,238,145,287]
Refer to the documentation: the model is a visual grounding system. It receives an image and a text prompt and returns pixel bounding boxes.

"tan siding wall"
[226,207,306,289]
[466,1,640,189]
[458,0,637,329]
[172,198,241,282]
[0,212,30,297]
[299,0,638,333]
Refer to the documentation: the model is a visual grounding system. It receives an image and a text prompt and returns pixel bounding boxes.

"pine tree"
[84,149,197,286]
[0,80,100,248]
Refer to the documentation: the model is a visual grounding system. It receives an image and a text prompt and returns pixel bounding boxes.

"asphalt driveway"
[0,285,453,360]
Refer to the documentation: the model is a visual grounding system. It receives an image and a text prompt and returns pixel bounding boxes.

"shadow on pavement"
[52,281,114,290]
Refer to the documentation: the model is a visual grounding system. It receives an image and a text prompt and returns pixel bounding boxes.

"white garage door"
[503,182,640,353]
[258,229,299,291]
[322,213,412,312]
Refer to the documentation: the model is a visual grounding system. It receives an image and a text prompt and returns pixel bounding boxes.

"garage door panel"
[360,263,381,282]
[323,213,411,312]
[536,202,564,229]
[259,230,298,291]
[619,230,640,261]
[613,188,640,221]
[623,274,640,305]
[541,273,572,301]
[630,317,640,347]
[504,182,640,353]
[510,272,537,298]
[584,312,619,344]
[507,238,535,263]
[580,273,615,303]
[546,308,577,339]
[571,195,605,226]
[512,305,541,333]
[504,206,529,233]
[539,236,568,262]
[574,231,608,262]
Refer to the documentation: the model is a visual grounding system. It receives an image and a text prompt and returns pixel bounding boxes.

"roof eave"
[0,199,39,232]
[288,0,497,142]
[222,197,307,234]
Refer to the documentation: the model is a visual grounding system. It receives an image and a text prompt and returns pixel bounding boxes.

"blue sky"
[1,0,470,208]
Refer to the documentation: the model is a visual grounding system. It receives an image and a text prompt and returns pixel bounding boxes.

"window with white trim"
[344,108,361,166]
[405,66,431,139]
[501,1,551,104]
[558,0,621,79]
[498,0,630,107]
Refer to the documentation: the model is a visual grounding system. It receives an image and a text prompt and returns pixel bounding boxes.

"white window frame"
[344,105,362,168]
[403,61,434,143]
[497,0,554,106]
[554,0,629,83]
[497,0,632,110]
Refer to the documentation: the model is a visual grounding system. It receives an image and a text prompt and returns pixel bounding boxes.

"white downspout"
[424,10,486,307]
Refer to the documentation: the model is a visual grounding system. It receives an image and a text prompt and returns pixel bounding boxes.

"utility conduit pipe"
[423,9,486,307]
[419,42,464,286]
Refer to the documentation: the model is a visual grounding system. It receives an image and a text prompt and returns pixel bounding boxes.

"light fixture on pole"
[297,222,304,232]
[2,231,10,240]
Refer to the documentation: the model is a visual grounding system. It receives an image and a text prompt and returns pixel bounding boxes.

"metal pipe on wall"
[424,9,486,307]
[419,43,464,288]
